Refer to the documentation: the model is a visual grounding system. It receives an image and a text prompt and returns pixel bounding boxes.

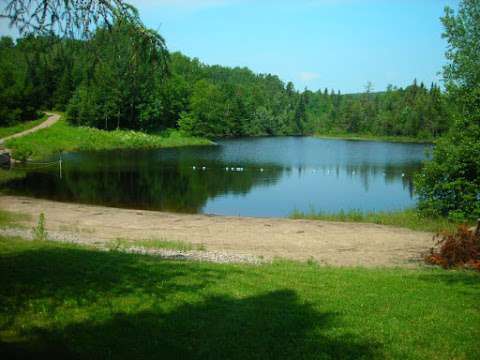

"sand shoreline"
[0,195,433,267]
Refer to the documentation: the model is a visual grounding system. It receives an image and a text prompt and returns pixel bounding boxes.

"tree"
[244,106,271,136]
[2,0,138,38]
[415,0,480,220]
[1,0,169,129]
[178,80,228,137]
[294,93,307,135]
[66,21,169,131]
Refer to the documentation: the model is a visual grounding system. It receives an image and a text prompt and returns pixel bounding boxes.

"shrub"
[32,213,48,241]
[415,122,480,221]
[425,224,480,271]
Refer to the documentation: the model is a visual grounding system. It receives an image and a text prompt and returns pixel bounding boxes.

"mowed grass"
[5,116,213,160]
[0,115,47,140]
[0,237,478,359]
[291,208,462,233]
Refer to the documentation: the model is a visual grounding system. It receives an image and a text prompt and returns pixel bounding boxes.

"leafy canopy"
[415,0,480,221]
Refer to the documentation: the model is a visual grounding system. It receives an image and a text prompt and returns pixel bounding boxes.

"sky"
[1,0,460,93]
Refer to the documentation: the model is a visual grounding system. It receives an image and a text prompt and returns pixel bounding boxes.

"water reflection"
[2,137,430,216]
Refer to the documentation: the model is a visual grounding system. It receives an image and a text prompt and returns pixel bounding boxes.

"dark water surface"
[4,137,431,217]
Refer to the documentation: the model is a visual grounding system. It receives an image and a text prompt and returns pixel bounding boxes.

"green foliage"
[173,58,452,139]
[290,208,461,233]
[2,1,143,39]
[0,29,454,140]
[175,58,297,138]
[0,36,42,125]
[113,238,206,252]
[415,125,480,220]
[0,115,45,139]
[32,212,47,241]
[0,236,479,359]
[67,20,168,131]
[416,0,480,221]
[310,81,452,139]
[5,117,212,160]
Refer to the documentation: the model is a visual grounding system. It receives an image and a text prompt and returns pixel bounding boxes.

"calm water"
[4,137,431,217]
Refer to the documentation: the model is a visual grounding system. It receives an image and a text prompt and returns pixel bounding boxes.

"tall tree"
[67,21,168,130]
[415,0,480,220]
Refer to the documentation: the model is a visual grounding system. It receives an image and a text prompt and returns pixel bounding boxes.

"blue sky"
[1,0,460,93]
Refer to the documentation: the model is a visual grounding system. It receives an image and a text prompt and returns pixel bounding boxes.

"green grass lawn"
[0,236,478,359]
[4,116,213,160]
[0,115,47,140]
[290,208,463,233]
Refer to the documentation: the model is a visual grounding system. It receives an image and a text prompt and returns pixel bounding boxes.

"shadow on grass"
[2,290,383,359]
[418,270,480,300]
[418,270,480,287]
[0,245,227,315]
[0,244,383,359]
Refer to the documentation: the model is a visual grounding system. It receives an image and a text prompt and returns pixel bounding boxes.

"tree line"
[0,20,454,139]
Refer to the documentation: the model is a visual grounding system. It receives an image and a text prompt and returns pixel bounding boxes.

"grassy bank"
[0,169,26,185]
[290,208,461,233]
[0,236,478,359]
[0,115,47,140]
[315,132,434,144]
[4,115,213,160]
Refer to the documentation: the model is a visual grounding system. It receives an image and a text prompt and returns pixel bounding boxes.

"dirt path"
[0,112,60,148]
[0,195,434,267]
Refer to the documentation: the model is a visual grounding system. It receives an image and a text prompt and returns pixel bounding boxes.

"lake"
[4,137,431,217]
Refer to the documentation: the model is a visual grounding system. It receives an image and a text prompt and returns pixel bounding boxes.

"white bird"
[192,166,196,170]
[202,166,206,171]
[260,168,264,172]
[401,173,405,177]
[231,167,235,171]
[226,167,229,171]
[236,167,241,171]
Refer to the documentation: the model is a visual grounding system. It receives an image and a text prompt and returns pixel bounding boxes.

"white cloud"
[299,72,320,82]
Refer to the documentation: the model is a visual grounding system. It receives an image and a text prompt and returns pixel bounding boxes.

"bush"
[425,224,480,271]
[415,121,480,221]
[32,213,48,241]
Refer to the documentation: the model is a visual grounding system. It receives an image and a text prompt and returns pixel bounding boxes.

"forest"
[0,21,453,139]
